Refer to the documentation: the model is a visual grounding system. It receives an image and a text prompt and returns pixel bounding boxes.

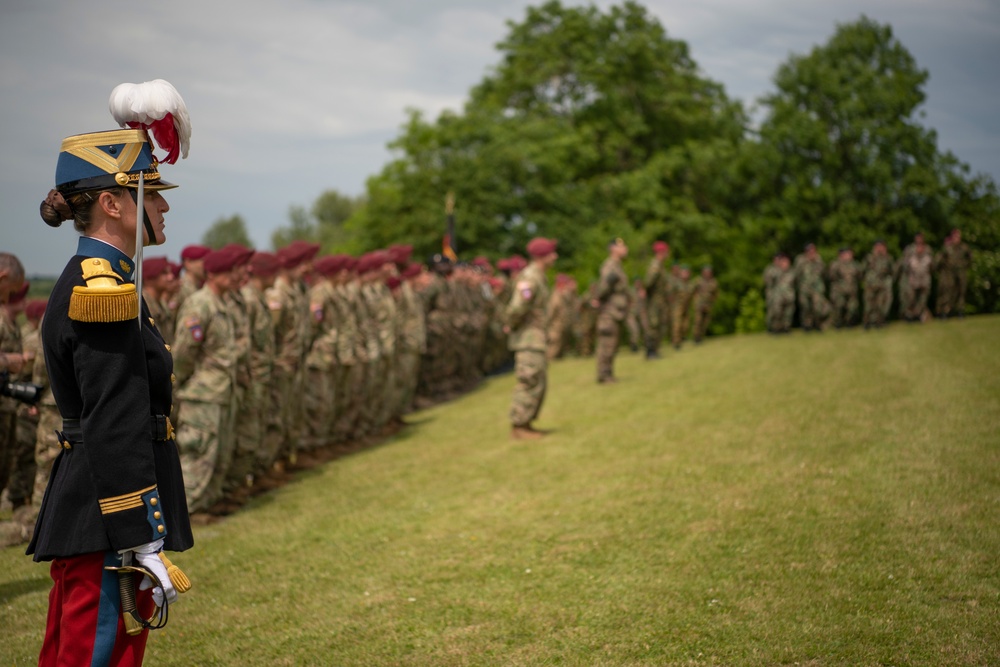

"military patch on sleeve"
[185,316,204,342]
[516,281,533,300]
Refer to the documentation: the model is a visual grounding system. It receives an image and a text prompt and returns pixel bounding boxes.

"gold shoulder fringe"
[68,258,139,322]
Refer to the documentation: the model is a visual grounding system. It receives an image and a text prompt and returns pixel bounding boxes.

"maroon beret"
[168,261,182,278]
[248,252,280,277]
[386,276,402,290]
[313,255,343,277]
[652,240,669,253]
[401,262,422,280]
[222,243,255,267]
[181,244,211,261]
[142,256,169,279]
[204,248,239,274]
[25,299,47,320]
[527,237,557,258]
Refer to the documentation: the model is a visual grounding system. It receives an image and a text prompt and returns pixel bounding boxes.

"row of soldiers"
[763,230,972,333]
[543,242,719,363]
[1,238,719,540]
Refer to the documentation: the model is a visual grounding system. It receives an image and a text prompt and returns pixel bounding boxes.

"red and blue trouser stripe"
[39,551,154,667]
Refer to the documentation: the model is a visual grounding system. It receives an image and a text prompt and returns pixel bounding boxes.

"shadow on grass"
[0,575,50,604]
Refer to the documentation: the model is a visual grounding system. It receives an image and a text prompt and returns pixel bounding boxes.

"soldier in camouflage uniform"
[546,274,576,360]
[765,254,796,333]
[670,265,695,349]
[593,238,631,383]
[827,247,862,328]
[303,255,344,451]
[416,255,454,406]
[862,241,894,329]
[174,244,210,314]
[507,238,557,439]
[333,256,367,441]
[240,252,278,479]
[897,233,933,322]
[266,241,317,465]
[0,254,26,509]
[142,256,175,345]
[794,243,831,331]
[691,266,718,343]
[172,248,239,513]
[575,281,599,357]
[7,294,42,528]
[642,241,670,359]
[218,244,256,507]
[935,229,973,318]
[393,254,427,419]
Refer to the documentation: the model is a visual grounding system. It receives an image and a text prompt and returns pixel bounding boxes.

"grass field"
[2,316,998,666]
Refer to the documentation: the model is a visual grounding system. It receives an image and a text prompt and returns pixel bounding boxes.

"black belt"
[59,415,175,449]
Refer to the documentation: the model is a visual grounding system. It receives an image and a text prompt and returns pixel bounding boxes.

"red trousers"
[39,551,154,667]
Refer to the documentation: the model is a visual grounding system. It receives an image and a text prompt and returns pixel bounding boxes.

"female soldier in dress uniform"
[30,80,193,666]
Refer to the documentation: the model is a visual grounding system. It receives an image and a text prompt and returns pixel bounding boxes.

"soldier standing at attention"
[240,252,279,483]
[642,241,670,358]
[691,265,718,343]
[141,257,173,345]
[897,233,933,322]
[670,265,695,349]
[174,244,210,314]
[32,80,193,664]
[794,243,831,331]
[507,237,558,439]
[935,229,973,318]
[767,254,796,334]
[592,238,630,383]
[0,255,26,517]
[173,249,239,513]
[827,247,862,328]
[862,241,894,329]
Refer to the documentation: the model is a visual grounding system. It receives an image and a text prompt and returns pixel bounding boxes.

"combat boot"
[511,426,543,440]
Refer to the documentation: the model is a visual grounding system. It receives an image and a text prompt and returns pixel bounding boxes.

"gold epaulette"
[69,258,139,322]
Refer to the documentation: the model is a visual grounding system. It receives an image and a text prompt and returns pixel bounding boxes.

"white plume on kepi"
[109,79,191,164]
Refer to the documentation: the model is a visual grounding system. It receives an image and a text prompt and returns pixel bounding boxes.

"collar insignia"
[119,259,133,274]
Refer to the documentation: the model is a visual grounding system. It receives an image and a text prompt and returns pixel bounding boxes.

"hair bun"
[40,189,73,227]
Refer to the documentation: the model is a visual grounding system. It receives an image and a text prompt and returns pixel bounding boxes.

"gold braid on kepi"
[68,258,139,322]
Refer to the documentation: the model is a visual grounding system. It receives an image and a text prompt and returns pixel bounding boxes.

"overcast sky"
[2,0,998,275]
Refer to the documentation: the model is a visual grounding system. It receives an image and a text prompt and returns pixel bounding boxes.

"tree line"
[202,1,1000,334]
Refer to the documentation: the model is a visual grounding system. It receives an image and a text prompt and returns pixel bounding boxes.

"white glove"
[126,539,178,608]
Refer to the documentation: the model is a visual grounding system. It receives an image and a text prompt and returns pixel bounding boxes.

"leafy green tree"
[349,0,745,275]
[202,214,253,249]
[274,189,363,252]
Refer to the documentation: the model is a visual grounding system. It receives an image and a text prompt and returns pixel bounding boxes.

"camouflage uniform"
[31,325,61,506]
[545,285,574,360]
[691,273,718,342]
[333,279,365,441]
[8,320,40,510]
[221,288,254,496]
[643,257,670,355]
[935,239,972,318]
[0,307,21,502]
[266,274,309,461]
[506,262,550,428]
[827,255,862,327]
[173,285,237,513]
[594,257,630,382]
[765,260,796,333]
[575,283,599,357]
[303,277,339,449]
[394,280,426,416]
[670,274,695,347]
[793,251,831,331]
[239,280,275,474]
[862,249,894,328]
[897,243,933,321]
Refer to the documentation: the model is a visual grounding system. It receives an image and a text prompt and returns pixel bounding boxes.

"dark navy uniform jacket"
[28,237,193,560]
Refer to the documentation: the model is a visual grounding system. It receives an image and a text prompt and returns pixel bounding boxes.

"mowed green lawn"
[2,316,998,666]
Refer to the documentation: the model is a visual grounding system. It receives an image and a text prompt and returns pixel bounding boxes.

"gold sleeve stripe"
[98,485,157,515]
